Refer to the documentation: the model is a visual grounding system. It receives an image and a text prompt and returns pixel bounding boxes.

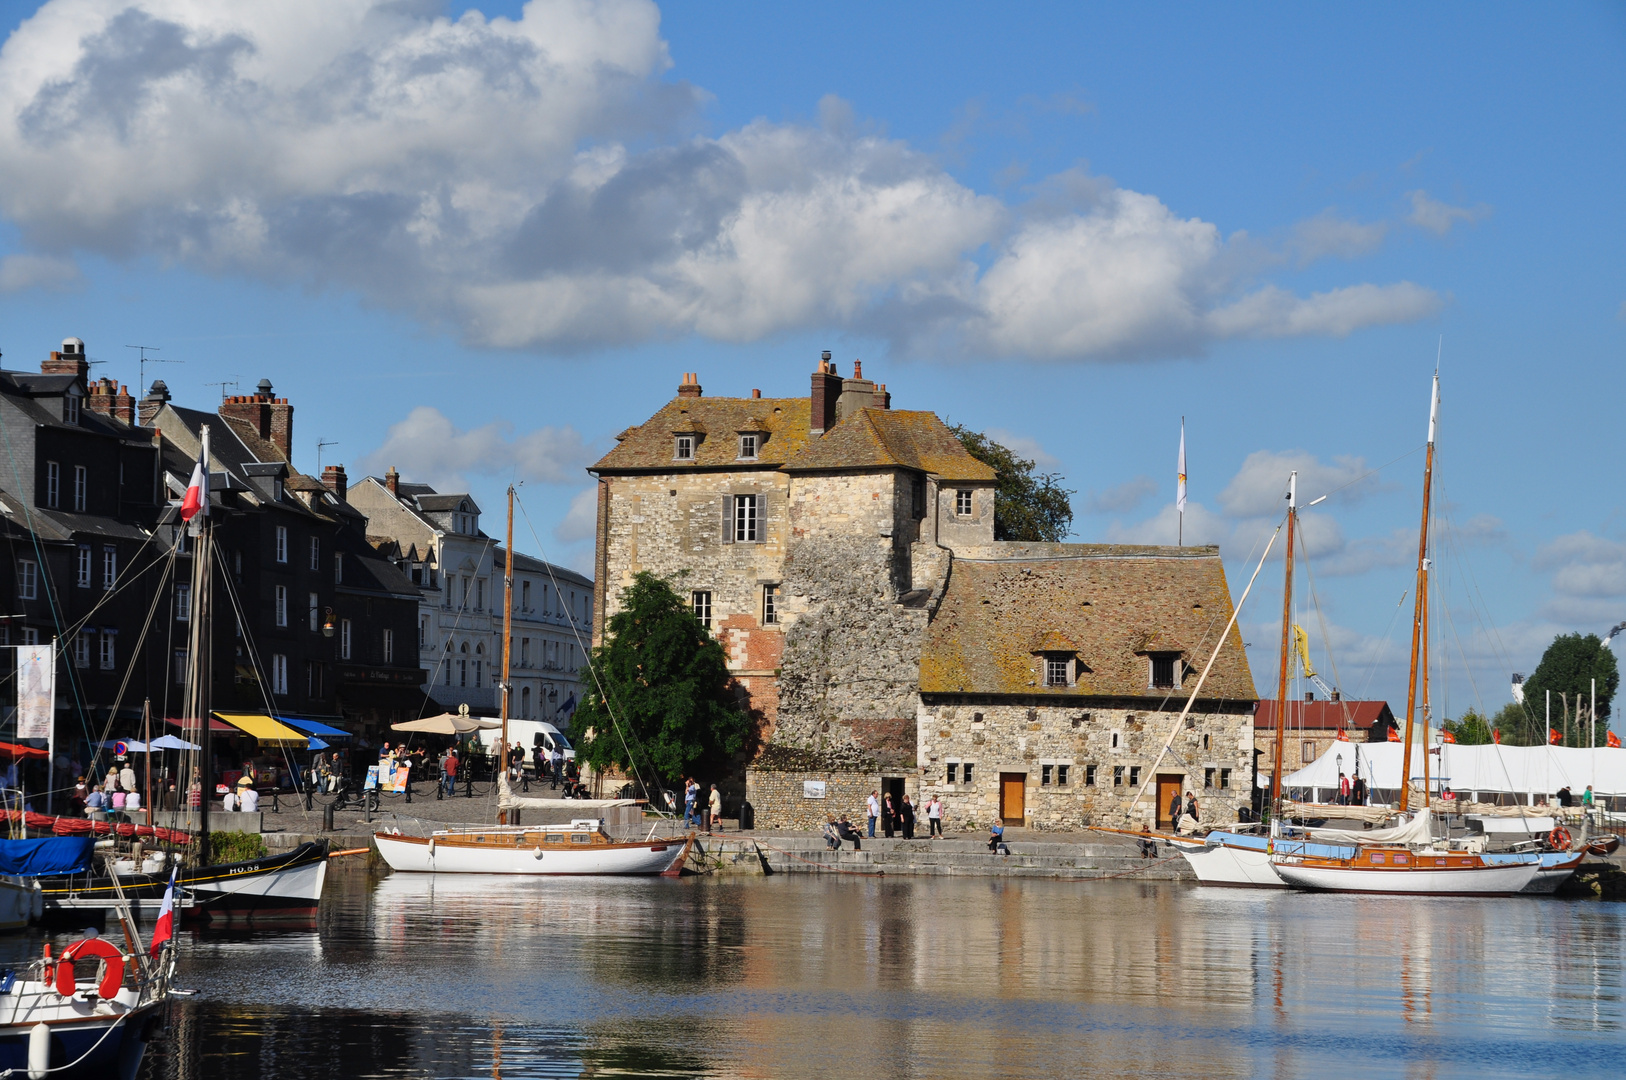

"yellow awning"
[211,712,309,747]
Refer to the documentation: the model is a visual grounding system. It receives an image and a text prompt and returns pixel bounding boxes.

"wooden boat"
[38,840,329,923]
[1271,846,1540,895]
[375,820,692,876]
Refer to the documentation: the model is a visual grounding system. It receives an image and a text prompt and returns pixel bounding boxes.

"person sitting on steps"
[988,820,1010,856]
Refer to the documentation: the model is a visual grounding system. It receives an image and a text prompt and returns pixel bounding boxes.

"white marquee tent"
[1283,741,1626,803]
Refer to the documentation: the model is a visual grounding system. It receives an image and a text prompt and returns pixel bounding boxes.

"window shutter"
[722,495,734,544]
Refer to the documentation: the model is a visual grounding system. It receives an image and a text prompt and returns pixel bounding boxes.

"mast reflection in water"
[6,861,1607,1078]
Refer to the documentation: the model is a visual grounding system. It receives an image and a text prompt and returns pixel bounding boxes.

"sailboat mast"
[1399,376,1439,814]
[1270,472,1297,814]
[497,485,515,826]
[1421,554,1432,811]
[185,426,215,859]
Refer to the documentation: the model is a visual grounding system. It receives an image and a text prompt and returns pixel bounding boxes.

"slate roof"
[920,546,1257,701]
[592,396,811,472]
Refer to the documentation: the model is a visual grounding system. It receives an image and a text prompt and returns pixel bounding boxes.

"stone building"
[592,356,1257,829]
[1253,696,1396,790]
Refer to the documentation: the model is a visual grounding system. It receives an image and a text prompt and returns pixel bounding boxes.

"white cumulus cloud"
[359,406,593,493]
[1216,450,1382,519]
[1406,190,1490,235]
[0,0,1441,360]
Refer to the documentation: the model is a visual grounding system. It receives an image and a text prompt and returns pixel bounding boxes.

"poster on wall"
[14,645,54,741]
[802,780,827,799]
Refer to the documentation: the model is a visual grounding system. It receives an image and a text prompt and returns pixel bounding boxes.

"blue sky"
[1,1,1622,721]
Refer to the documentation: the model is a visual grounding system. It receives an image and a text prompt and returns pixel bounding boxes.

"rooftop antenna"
[317,438,339,474]
[204,376,243,402]
[125,345,180,401]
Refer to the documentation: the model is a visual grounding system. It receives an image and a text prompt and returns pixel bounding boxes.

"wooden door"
[1157,774,1183,830]
[1000,773,1026,825]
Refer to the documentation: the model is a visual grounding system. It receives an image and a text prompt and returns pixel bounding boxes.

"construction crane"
[1291,624,1338,700]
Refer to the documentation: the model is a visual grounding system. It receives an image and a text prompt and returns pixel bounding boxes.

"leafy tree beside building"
[948,425,1074,542]
[1442,709,1495,745]
[570,572,752,786]
[1521,632,1618,746]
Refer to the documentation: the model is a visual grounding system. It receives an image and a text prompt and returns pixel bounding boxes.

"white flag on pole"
[1176,420,1187,514]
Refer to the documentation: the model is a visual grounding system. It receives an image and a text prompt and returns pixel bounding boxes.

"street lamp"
[322,607,335,638]
[1336,752,1343,806]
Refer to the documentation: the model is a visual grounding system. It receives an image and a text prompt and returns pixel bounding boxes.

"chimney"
[1331,690,1341,702]
[138,379,171,427]
[219,378,294,461]
[42,337,89,378]
[1305,691,1315,702]
[874,382,891,409]
[385,466,400,496]
[810,350,841,436]
[86,377,136,425]
[321,464,348,500]
[853,359,862,380]
[751,388,761,399]
[677,372,703,399]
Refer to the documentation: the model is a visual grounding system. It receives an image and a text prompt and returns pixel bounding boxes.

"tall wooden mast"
[497,485,515,826]
[186,425,214,859]
[1270,471,1297,816]
[1399,376,1439,814]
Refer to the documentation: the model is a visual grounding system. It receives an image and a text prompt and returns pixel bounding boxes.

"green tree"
[1442,709,1493,745]
[948,425,1075,542]
[570,572,752,785]
[1521,633,1619,746]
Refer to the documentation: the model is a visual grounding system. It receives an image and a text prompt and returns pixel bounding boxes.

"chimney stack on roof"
[385,466,400,496]
[1305,691,1315,702]
[751,388,761,399]
[86,376,136,424]
[677,372,703,399]
[42,337,89,378]
[810,350,841,436]
[321,464,348,500]
[218,377,294,461]
[138,379,171,427]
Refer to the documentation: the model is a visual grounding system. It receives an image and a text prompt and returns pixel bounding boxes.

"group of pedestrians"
[1335,771,1370,805]
[863,789,945,839]
[1166,789,1202,826]
[681,778,725,833]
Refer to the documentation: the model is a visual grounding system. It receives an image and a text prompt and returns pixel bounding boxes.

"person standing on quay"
[708,785,723,833]
[867,790,880,838]
[883,792,896,838]
[900,795,916,839]
[927,795,943,837]
[1167,788,1182,826]
[1185,792,1200,824]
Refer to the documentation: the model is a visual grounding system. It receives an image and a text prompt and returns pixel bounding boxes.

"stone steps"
[744,835,1193,880]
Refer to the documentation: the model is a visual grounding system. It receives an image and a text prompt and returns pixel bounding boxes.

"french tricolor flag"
[180,442,208,522]
[150,868,177,957]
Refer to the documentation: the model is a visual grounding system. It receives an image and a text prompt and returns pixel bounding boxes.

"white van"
[476,719,575,761]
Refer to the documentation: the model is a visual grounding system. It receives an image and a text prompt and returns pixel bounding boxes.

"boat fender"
[533,847,544,860]
[27,1020,49,1079]
[29,883,42,923]
[55,936,125,1000]
[427,838,435,856]
[1548,826,1572,851]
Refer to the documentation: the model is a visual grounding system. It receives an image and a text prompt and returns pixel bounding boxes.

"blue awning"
[276,717,352,741]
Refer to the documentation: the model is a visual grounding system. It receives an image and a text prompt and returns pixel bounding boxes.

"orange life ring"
[1547,826,1573,852]
[54,937,125,999]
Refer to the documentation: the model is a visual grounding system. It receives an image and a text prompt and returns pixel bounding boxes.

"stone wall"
[775,471,938,767]
[918,699,1255,831]
[746,769,884,830]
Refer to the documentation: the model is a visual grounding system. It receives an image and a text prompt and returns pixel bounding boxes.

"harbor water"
[6,861,1622,1079]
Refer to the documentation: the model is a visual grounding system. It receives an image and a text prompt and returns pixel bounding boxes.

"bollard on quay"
[323,801,334,832]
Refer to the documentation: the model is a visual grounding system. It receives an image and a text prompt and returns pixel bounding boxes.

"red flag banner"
[1549,728,1563,745]
[150,869,177,957]
[1493,729,1501,744]
[1386,728,1401,743]
[1441,731,1457,744]
[1335,729,1350,742]
[1608,731,1621,749]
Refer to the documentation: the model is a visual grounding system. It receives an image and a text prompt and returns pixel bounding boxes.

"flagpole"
[1176,417,1186,548]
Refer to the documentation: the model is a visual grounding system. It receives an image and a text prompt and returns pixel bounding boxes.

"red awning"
[165,716,234,734]
[0,742,48,759]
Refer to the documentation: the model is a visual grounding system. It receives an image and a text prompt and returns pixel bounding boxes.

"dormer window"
[1150,653,1178,690]
[956,489,973,516]
[675,435,695,461]
[64,394,79,425]
[1044,655,1073,688]
[738,434,758,460]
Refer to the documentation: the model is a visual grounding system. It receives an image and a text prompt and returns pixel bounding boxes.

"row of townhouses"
[0,337,589,761]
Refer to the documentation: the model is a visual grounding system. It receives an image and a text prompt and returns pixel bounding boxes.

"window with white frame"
[176,583,192,622]
[674,435,695,460]
[956,489,973,516]
[341,619,352,660]
[20,627,38,646]
[45,462,59,508]
[275,526,288,563]
[275,585,288,627]
[271,653,288,695]
[309,592,320,631]
[99,630,116,671]
[383,627,393,663]
[73,466,87,512]
[309,536,320,571]
[691,590,712,629]
[74,635,90,669]
[419,616,428,647]
[76,545,91,587]
[17,559,36,600]
[173,648,188,684]
[763,583,779,625]
[738,433,758,460]
[64,393,79,424]
[101,546,116,590]
[307,661,323,698]
[726,494,760,543]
